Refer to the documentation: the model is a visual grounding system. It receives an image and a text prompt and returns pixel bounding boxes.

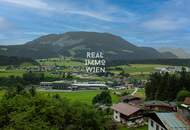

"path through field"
[131,87,138,96]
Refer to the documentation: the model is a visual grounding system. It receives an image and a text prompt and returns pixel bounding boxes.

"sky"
[0,0,190,51]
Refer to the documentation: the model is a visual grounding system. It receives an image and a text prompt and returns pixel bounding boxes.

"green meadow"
[0,70,24,77]
[0,90,120,105]
[113,64,167,74]
[37,58,83,66]
[39,90,120,104]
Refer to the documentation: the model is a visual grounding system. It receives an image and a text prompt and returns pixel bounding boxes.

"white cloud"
[1,0,135,23]
[143,18,189,31]
[0,17,11,30]
[1,0,54,10]
[141,0,190,31]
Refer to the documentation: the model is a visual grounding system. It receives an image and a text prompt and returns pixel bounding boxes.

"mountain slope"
[0,55,37,66]
[158,47,190,59]
[0,31,177,60]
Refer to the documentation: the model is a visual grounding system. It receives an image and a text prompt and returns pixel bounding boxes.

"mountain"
[0,55,37,66]
[158,47,190,59]
[0,31,177,60]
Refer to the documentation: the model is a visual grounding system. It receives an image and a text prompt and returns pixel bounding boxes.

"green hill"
[0,31,177,60]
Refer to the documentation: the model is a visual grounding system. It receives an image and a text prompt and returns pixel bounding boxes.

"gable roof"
[155,113,190,130]
[121,95,141,101]
[144,100,176,107]
[112,103,141,116]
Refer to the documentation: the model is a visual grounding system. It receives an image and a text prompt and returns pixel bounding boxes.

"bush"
[92,91,112,106]
[177,90,190,101]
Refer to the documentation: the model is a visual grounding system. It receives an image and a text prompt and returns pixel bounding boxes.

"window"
[151,120,154,127]
[156,124,159,130]
[115,116,118,119]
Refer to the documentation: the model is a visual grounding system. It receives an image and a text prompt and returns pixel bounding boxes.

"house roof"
[121,95,141,101]
[144,100,176,107]
[155,113,190,130]
[184,97,190,105]
[112,103,141,116]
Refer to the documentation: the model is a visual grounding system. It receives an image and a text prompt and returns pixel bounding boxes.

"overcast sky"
[0,0,190,51]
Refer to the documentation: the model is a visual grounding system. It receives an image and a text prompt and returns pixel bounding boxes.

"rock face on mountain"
[158,47,190,59]
[0,31,177,60]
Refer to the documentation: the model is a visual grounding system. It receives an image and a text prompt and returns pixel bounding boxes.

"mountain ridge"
[0,31,177,60]
[158,47,190,59]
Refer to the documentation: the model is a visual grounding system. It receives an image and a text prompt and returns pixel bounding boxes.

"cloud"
[1,0,135,23]
[1,0,54,10]
[0,17,11,30]
[142,18,189,31]
[141,0,190,31]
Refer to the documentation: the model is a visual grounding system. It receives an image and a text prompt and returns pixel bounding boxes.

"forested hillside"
[0,55,37,66]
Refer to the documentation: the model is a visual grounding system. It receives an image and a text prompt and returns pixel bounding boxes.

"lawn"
[38,90,120,105]
[123,64,167,74]
[134,88,146,99]
[0,70,24,77]
[111,64,167,74]
[37,58,84,67]
[0,89,120,105]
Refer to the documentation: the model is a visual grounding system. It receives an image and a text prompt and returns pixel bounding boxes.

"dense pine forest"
[0,55,37,66]
[145,67,190,101]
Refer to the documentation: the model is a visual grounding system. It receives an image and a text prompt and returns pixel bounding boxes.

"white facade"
[113,110,121,122]
[148,119,166,130]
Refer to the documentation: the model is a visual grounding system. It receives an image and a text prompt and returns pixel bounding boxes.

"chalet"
[148,112,190,130]
[178,97,190,125]
[121,95,142,106]
[112,103,144,127]
[144,100,177,112]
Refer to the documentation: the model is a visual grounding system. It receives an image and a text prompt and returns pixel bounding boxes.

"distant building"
[144,100,177,112]
[121,95,142,106]
[155,66,190,74]
[178,97,190,125]
[72,83,107,90]
[40,82,53,89]
[148,112,190,130]
[112,103,144,127]
[40,81,71,90]
[40,81,107,90]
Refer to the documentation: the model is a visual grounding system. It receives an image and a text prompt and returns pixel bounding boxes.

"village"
[32,59,189,130]
[0,57,190,130]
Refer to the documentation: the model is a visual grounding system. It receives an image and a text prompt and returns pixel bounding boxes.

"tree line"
[0,72,45,88]
[0,55,37,66]
[107,59,190,67]
[145,67,190,101]
[0,85,117,130]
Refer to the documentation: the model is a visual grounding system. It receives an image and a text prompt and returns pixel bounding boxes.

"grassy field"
[37,58,83,67]
[0,70,24,77]
[37,90,120,105]
[134,88,146,99]
[111,64,167,74]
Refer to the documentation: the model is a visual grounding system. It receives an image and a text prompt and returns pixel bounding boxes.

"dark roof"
[144,100,176,107]
[184,97,190,105]
[112,103,141,116]
[121,95,141,101]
